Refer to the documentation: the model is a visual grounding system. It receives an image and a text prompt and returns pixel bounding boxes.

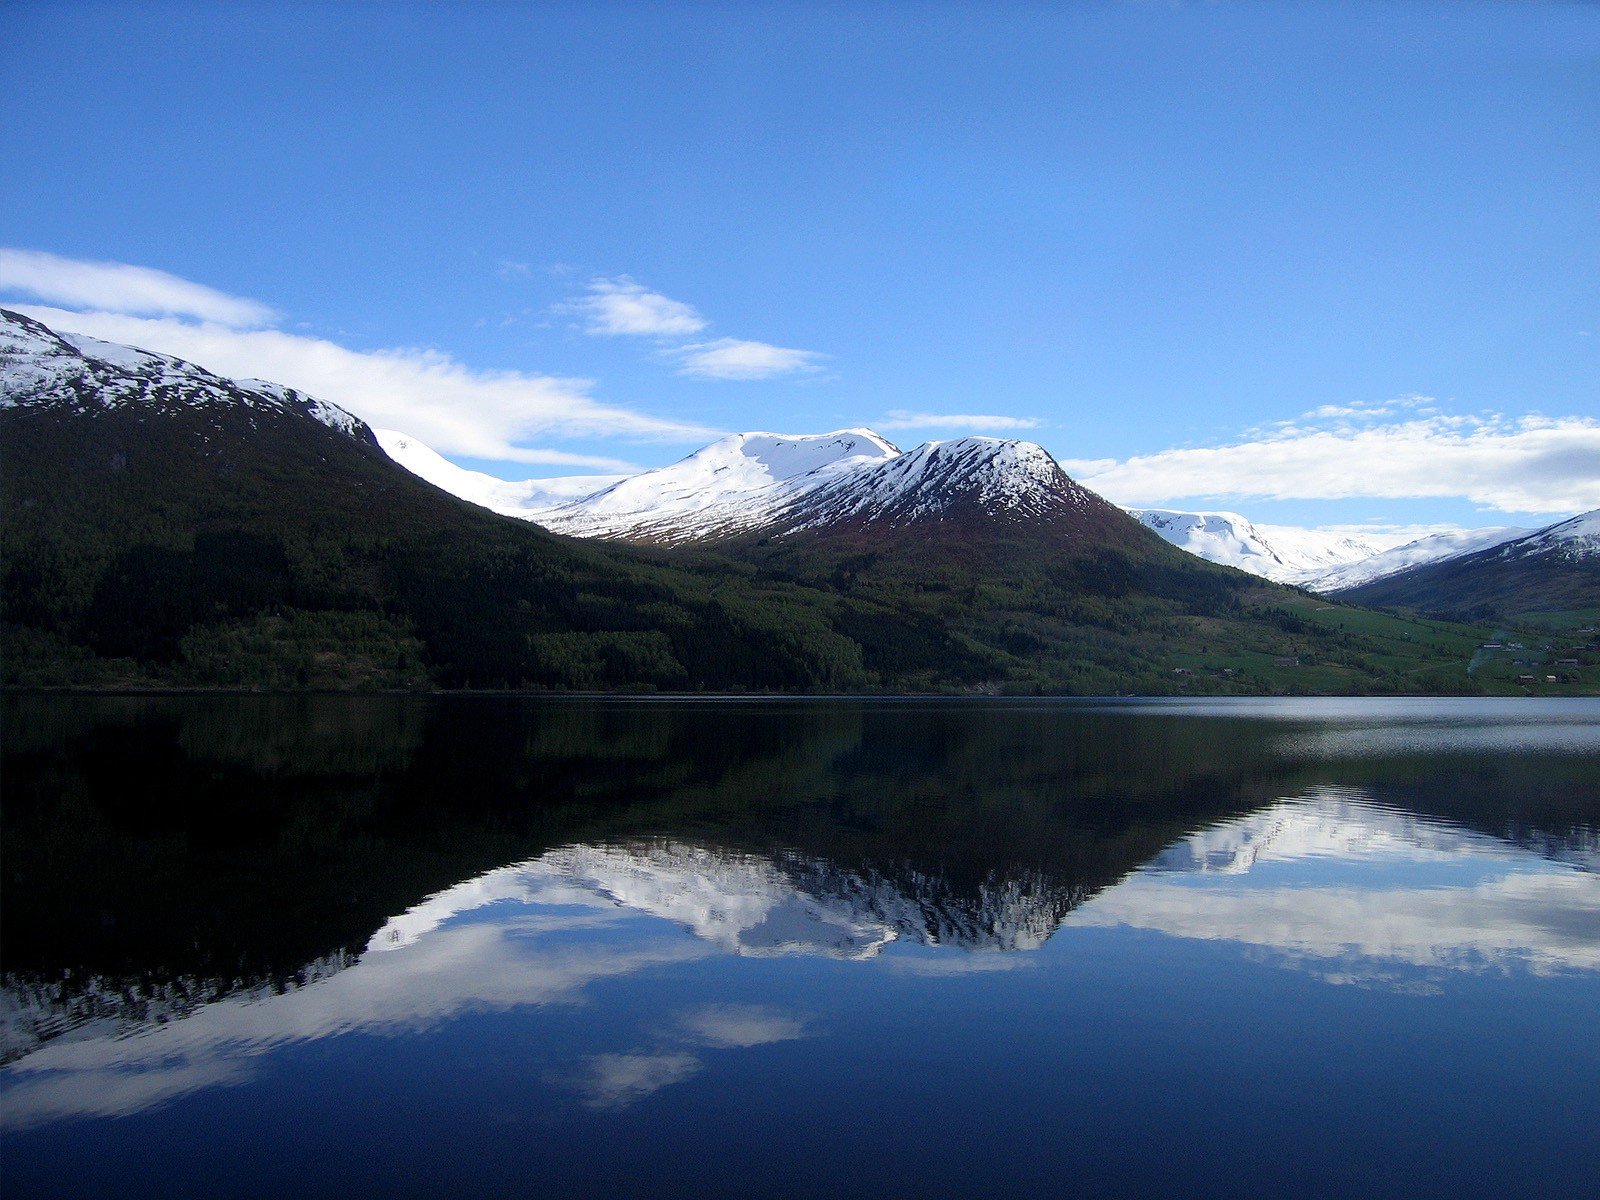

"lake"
[2,695,1598,1198]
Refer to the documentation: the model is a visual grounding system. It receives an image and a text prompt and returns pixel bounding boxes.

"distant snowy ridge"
[373,423,1576,585]
[1127,508,1392,584]
[0,308,368,438]
[1302,526,1534,591]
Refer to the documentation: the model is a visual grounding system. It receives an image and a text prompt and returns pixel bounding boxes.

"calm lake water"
[3,695,1598,1198]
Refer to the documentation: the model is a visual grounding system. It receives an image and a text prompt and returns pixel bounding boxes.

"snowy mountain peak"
[533,427,904,542]
[787,436,1089,531]
[0,308,369,439]
[702,428,902,480]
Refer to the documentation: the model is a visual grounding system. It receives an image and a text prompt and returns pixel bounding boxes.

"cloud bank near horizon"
[1063,398,1600,517]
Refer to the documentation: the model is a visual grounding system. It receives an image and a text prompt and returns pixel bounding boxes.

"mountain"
[1128,508,1389,584]
[386,437,1540,601]
[1337,509,1600,617]
[2,309,1502,693]
[382,427,1138,546]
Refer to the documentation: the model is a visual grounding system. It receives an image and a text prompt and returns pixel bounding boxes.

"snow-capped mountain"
[379,426,1118,545]
[1300,525,1533,592]
[1128,508,1391,584]
[378,427,1559,595]
[0,308,368,438]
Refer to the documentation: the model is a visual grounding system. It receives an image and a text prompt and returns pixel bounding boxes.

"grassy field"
[1161,593,1600,696]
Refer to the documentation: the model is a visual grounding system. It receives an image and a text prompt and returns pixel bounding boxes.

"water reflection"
[5,786,1597,1128]
[3,696,1598,1199]
[1074,790,1600,984]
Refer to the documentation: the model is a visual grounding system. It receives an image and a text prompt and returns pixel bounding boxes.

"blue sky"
[2,0,1596,533]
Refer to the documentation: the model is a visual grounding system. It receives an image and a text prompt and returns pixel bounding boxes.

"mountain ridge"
[375,428,1579,602]
[0,308,1518,694]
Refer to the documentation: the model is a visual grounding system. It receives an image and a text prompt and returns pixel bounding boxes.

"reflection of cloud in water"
[1074,792,1600,982]
[675,1004,810,1049]
[0,923,711,1130]
[570,1053,702,1111]
[567,1004,813,1110]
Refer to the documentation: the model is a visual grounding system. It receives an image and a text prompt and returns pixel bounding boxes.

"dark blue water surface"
[3,696,1597,1198]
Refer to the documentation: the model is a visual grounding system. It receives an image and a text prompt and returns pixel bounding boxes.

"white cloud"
[569,275,707,336]
[1062,400,1600,515]
[0,248,275,328]
[671,337,822,380]
[13,304,715,465]
[876,409,1043,432]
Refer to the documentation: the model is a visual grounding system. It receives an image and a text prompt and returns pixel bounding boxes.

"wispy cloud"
[567,275,708,337]
[17,306,714,464]
[3,250,717,466]
[0,247,275,328]
[1062,397,1600,516]
[670,337,822,380]
[875,410,1043,432]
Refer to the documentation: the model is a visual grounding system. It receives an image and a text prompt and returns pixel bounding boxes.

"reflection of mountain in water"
[373,840,1091,962]
[1077,789,1600,983]
[1149,788,1549,875]
[3,787,1597,1128]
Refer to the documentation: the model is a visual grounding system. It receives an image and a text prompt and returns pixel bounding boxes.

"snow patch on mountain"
[1492,508,1600,563]
[0,308,368,438]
